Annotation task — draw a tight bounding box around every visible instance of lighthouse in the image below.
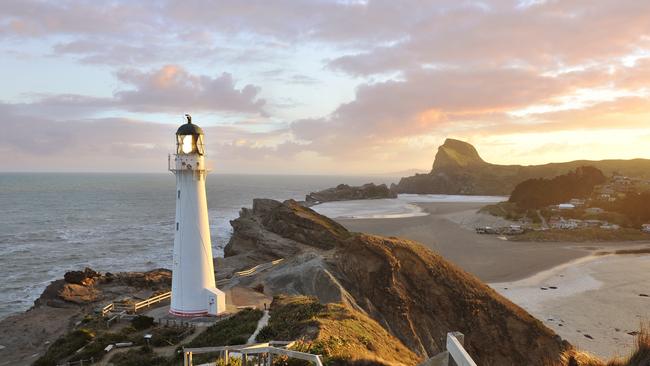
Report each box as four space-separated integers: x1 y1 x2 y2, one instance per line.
169 114 225 317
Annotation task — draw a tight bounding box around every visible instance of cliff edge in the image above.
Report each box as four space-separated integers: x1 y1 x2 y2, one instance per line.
225 198 569 365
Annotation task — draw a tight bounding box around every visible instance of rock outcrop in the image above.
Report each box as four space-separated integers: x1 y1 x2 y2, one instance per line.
0 268 172 366
225 198 569 365
306 183 397 203
393 138 650 195
34 268 171 308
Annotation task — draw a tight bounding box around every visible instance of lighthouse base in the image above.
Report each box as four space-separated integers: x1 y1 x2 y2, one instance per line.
205 287 226 315
169 287 226 317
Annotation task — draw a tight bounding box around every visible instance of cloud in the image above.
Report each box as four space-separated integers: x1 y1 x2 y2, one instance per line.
328 1 650 76
2 0 650 173
7 65 267 118
114 65 266 114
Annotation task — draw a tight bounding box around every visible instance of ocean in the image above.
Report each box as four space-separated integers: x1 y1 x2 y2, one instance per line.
0 173 397 320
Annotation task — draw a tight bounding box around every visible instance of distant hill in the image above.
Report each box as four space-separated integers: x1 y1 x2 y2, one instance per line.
509 166 607 209
393 139 650 195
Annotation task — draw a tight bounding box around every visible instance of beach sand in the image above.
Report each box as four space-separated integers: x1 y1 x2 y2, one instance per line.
491 254 650 359
337 201 650 359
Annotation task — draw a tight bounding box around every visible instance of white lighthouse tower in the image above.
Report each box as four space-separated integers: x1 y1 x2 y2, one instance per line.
169 114 225 317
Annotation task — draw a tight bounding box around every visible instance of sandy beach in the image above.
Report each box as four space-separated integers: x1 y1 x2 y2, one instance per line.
336 200 650 359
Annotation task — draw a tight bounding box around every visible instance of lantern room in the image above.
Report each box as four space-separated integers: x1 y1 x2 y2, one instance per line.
176 114 205 155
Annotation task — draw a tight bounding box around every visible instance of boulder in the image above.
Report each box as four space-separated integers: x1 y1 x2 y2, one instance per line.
63 267 100 286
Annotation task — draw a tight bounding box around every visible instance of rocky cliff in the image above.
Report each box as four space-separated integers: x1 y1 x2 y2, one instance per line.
305 183 397 203
225 198 569 365
393 138 650 195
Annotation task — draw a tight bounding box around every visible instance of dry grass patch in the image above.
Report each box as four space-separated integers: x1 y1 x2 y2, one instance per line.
553 325 650 366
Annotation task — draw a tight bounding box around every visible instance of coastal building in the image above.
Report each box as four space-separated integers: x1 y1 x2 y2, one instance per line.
550 218 579 230
558 203 575 210
585 207 604 215
600 223 620 230
569 198 586 207
168 115 226 317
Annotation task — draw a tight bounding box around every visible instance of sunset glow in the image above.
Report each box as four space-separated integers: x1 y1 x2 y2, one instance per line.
1 1 649 174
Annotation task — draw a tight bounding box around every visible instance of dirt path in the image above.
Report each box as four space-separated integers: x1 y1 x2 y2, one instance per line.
247 310 269 344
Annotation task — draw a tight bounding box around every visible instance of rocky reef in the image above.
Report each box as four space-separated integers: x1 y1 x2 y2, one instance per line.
305 183 396 204
393 138 650 195
225 198 569 365
0 268 171 365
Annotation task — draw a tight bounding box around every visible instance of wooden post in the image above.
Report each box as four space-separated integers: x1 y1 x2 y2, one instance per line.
242 353 247 366
183 352 188 366
188 352 192 366
224 349 229 363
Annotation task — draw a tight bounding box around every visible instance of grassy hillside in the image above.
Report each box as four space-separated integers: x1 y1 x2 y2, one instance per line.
257 295 421 366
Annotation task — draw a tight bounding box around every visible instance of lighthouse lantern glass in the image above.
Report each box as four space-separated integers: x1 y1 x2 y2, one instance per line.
181 135 194 154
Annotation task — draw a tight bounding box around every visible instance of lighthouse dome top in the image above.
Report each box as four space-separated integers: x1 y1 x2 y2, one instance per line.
176 114 204 136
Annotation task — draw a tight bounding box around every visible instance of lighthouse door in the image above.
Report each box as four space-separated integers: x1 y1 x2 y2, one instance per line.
207 295 217 315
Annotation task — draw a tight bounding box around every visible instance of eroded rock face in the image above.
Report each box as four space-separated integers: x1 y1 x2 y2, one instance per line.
306 183 397 203
225 199 350 258
63 267 100 286
58 283 100 304
330 234 568 365
224 199 569 365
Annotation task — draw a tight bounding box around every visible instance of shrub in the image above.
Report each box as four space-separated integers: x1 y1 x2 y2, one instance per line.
109 346 168 366
150 326 190 347
131 315 155 330
70 332 125 362
33 329 94 366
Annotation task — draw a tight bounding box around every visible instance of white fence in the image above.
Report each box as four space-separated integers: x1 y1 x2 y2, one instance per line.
419 332 477 366
182 341 323 366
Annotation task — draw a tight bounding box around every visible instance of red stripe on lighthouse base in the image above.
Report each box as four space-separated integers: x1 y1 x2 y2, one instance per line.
169 308 208 317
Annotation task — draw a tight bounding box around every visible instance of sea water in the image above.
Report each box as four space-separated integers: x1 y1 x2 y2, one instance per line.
312 194 506 219
0 173 396 319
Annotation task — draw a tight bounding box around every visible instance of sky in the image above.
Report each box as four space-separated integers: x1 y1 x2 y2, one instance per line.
1 0 650 174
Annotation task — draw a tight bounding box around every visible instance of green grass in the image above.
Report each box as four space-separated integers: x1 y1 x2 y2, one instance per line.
257 296 420 366
257 296 323 342
187 308 263 348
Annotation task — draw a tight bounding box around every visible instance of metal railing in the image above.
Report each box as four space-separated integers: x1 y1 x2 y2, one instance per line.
418 332 477 366
101 291 171 316
182 341 322 366
56 358 94 366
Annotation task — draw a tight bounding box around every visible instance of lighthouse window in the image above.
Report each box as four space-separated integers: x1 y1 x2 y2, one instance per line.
177 190 180 199
176 222 179 231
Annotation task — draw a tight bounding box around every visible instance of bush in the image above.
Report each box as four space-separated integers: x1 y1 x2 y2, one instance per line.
150 326 190 347
131 315 155 330
33 329 94 366
70 332 125 362
109 346 168 366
